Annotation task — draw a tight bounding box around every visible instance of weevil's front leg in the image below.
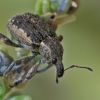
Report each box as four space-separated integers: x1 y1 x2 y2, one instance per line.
3 55 37 77
23 59 42 83
0 33 22 47
57 35 63 42
46 13 58 31
10 65 52 88
37 64 53 74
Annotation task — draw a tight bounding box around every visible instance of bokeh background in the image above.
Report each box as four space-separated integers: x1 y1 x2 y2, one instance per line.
0 0 100 100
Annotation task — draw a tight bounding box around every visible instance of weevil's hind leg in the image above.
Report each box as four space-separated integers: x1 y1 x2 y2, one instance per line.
9 60 34 88
10 80 22 88
10 63 53 86
23 59 42 83
3 55 37 77
0 33 22 47
64 65 93 72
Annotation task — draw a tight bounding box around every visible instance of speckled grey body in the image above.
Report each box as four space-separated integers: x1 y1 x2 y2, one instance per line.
0 13 92 87
0 13 64 86
7 13 64 78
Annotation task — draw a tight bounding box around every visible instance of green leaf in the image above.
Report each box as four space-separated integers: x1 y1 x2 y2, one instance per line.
9 95 32 100
35 0 43 15
0 78 7 96
42 0 52 13
51 0 71 13
0 44 8 53
51 1 59 11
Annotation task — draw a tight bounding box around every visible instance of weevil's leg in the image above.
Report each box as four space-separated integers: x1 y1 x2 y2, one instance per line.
23 59 42 83
37 64 53 74
64 65 93 72
10 80 22 88
0 33 22 47
3 55 37 77
46 13 58 31
9 60 33 88
57 35 63 42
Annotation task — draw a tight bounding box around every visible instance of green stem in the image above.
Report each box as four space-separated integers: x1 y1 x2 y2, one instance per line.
2 89 14 100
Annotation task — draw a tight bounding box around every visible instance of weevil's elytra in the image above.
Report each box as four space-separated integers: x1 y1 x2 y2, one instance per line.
0 13 93 87
7 13 56 46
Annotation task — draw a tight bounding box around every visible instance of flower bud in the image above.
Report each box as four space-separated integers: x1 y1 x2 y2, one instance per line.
50 0 71 13
67 0 80 14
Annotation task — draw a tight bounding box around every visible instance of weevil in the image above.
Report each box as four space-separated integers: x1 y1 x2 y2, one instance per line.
0 13 93 87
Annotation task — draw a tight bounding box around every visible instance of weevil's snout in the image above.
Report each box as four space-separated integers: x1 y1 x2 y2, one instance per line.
51 58 64 78
55 61 64 78
57 67 64 78
54 61 64 84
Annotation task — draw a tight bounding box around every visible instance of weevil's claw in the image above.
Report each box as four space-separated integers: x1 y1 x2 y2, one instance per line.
9 80 22 88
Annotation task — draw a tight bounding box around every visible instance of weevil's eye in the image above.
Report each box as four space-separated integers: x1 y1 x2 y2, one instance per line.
52 58 57 64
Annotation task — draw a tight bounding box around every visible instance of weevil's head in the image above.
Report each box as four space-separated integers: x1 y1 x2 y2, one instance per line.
39 37 64 83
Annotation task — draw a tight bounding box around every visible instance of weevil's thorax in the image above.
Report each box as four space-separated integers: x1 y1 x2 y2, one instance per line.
39 37 63 63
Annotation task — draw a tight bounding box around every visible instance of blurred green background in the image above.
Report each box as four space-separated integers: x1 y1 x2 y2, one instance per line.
0 0 100 100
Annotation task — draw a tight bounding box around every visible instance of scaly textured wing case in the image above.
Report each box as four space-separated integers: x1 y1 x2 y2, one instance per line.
7 13 56 46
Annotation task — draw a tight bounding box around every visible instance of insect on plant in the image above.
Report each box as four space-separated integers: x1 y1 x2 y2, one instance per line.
0 13 93 87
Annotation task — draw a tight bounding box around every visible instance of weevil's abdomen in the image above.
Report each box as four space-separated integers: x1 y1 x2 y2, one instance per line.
7 13 56 46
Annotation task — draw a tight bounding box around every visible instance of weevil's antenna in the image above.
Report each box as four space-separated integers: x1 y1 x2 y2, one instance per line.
64 65 93 72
